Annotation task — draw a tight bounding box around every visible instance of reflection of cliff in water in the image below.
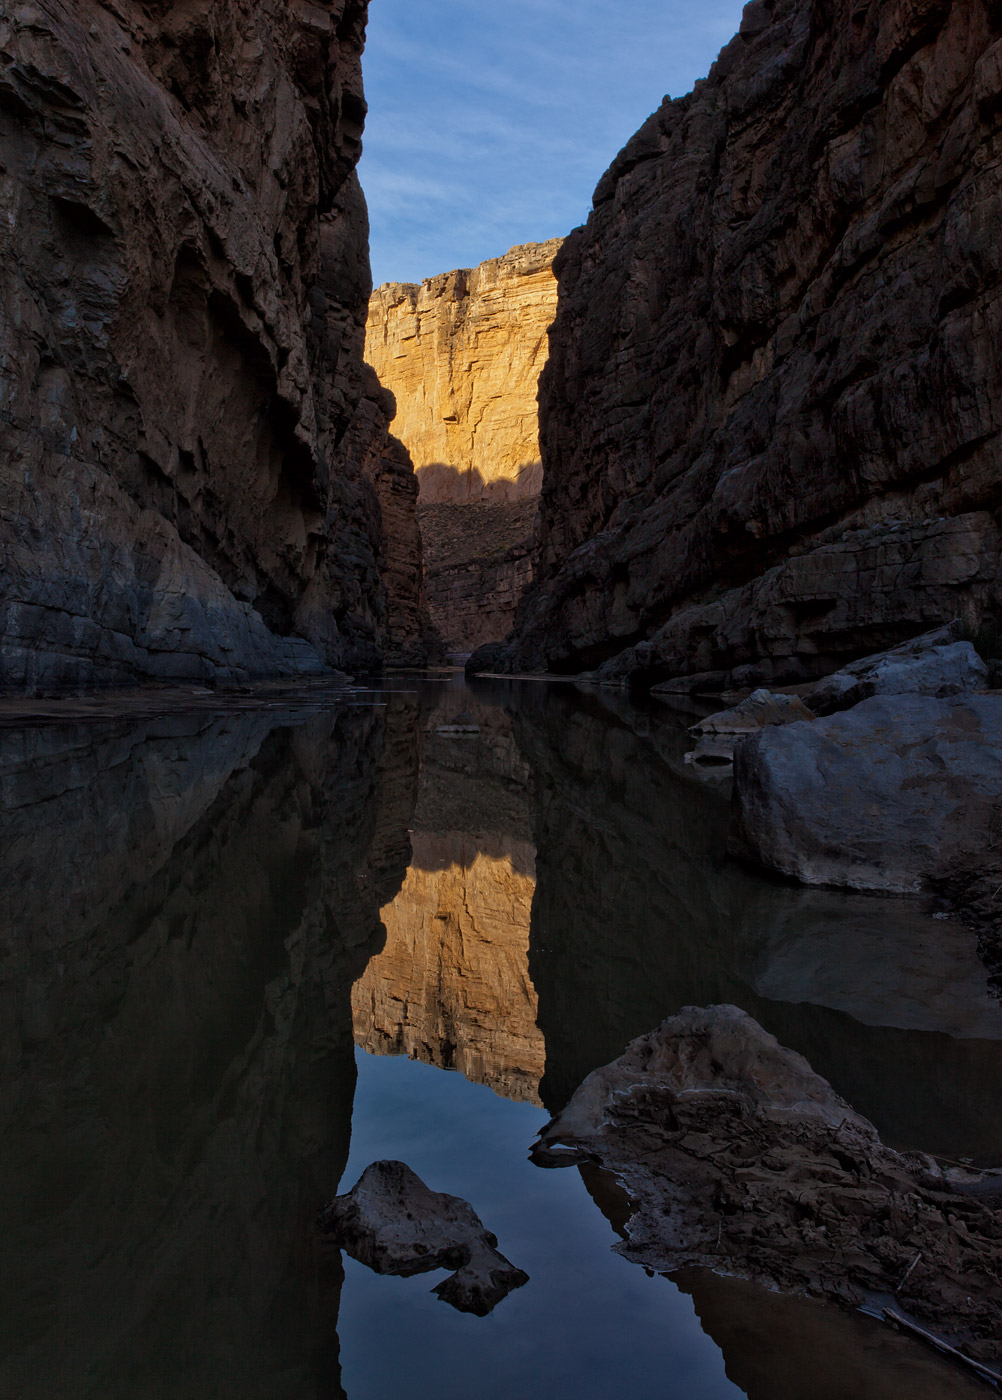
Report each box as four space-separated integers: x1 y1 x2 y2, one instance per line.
353 693 544 1104
0 697 420 1400
513 688 1002 1163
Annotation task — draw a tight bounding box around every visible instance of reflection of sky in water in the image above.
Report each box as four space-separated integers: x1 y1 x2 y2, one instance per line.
338 1049 740 1400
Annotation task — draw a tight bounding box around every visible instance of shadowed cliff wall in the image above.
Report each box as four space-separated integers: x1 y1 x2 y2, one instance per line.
508 0 1002 688
0 0 426 694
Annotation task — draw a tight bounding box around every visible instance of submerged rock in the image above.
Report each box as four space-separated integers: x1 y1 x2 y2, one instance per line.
683 689 816 765
801 626 988 716
731 693 1002 895
532 1006 1002 1366
690 690 817 735
319 1160 528 1316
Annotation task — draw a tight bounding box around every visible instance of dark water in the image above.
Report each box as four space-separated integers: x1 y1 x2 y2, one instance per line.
1 676 998 1399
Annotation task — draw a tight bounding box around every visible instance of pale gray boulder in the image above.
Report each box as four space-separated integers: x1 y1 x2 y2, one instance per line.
802 624 987 715
685 689 816 765
732 694 1002 893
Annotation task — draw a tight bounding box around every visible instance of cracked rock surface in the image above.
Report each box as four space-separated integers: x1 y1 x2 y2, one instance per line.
533 1005 1002 1365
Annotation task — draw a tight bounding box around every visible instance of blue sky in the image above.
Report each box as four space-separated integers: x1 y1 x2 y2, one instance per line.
359 0 749 287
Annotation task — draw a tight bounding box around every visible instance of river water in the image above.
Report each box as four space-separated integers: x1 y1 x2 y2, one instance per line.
1 676 999 1399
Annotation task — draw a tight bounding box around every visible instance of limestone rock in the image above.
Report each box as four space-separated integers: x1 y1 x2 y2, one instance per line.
801 625 988 714
0 0 426 694
533 1006 1002 1365
319 1160 529 1315
365 241 562 504
505 0 1002 687
732 693 1002 893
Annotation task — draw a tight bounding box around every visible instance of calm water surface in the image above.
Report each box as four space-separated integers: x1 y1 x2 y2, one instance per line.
1 676 998 1399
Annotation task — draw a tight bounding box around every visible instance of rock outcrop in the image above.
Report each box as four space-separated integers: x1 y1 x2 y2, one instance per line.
505 0 1002 688
0 0 427 694
799 622 988 714
533 1006 1002 1368
419 499 536 655
513 686 1002 1162
320 1159 529 1315
365 241 560 655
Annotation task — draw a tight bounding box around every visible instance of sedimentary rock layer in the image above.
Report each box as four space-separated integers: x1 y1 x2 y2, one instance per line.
418 500 536 654
508 0 1002 686
365 240 561 503
0 0 425 694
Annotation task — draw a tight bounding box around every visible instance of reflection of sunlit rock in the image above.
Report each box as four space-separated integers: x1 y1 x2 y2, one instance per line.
353 830 543 1104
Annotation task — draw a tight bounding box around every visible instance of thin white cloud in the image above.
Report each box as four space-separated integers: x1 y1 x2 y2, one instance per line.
361 0 748 285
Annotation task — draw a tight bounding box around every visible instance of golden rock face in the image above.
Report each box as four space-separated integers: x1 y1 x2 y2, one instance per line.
352 830 543 1104
365 240 563 504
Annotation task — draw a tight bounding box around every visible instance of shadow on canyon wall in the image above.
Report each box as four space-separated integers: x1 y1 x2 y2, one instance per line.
416 462 542 504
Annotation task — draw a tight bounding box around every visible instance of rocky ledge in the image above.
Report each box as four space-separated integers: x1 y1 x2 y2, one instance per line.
533 1005 1002 1372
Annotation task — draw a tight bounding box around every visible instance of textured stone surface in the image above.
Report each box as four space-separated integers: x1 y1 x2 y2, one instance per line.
533 1005 1002 1365
320 1160 528 1315
732 693 1002 893
365 240 561 503
418 500 536 655
801 623 988 713
514 687 1002 1159
0 0 427 694
506 0 1002 686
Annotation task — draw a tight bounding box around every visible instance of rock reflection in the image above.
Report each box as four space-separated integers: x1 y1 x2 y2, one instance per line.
0 697 421 1400
515 687 1002 1163
353 694 544 1104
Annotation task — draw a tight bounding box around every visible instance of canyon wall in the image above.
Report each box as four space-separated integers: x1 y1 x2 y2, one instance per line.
366 241 560 654
0 0 427 695
505 0 1002 688
365 239 561 504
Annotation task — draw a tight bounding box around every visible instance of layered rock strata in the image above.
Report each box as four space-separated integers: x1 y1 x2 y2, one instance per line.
366 242 560 653
418 500 536 654
0 0 427 694
365 240 561 503
504 0 1002 687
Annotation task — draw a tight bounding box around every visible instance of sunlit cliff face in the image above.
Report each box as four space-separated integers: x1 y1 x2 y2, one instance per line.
352 830 543 1104
364 240 561 504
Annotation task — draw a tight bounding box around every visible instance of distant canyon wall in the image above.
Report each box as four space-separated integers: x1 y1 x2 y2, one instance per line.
365 239 561 504
506 0 1002 687
365 240 559 652
0 0 428 694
